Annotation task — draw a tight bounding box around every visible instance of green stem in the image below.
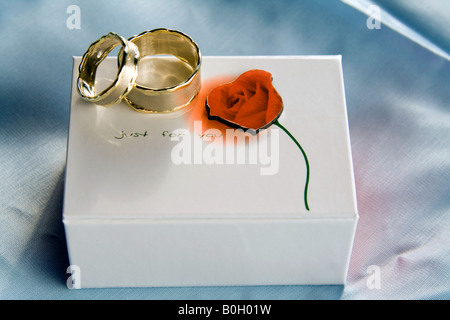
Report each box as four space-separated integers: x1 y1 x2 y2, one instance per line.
274 120 310 211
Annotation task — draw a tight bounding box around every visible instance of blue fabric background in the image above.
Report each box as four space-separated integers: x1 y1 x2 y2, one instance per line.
0 0 448 300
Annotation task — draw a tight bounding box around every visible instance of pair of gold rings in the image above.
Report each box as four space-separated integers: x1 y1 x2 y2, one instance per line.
77 28 202 113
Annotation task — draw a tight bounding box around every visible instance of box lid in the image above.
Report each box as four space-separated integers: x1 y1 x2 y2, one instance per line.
63 56 358 220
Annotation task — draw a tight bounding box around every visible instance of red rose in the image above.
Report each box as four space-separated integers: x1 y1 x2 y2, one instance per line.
205 69 283 133
204 69 310 211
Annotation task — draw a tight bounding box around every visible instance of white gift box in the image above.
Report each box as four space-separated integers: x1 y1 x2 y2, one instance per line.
63 56 358 288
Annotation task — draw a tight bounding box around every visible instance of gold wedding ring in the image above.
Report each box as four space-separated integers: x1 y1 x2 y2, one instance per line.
77 32 139 106
77 29 201 113
124 28 202 113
